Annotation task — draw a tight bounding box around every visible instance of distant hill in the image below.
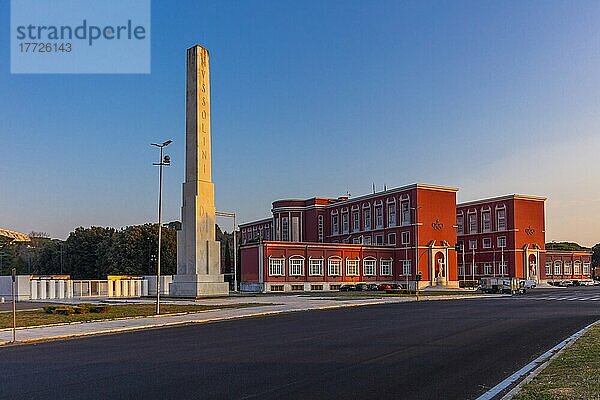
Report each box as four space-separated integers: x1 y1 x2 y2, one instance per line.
546 242 591 251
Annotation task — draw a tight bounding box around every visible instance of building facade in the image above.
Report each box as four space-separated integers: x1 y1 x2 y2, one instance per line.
544 250 593 283
241 183 460 292
455 195 546 282
240 183 591 293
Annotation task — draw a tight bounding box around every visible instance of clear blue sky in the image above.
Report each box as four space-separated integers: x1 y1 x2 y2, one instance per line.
1 1 599 246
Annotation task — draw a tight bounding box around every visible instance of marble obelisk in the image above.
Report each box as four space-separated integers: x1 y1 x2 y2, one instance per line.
170 45 229 297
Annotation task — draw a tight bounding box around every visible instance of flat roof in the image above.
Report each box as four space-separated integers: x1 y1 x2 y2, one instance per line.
457 194 547 207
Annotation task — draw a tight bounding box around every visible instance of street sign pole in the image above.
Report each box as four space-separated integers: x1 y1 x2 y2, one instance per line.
11 268 16 342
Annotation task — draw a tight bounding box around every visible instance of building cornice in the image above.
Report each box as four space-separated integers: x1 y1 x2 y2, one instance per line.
457 194 547 208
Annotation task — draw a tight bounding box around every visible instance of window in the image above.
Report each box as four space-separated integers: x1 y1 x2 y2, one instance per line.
364 208 371 230
484 263 493 275
375 235 384 246
268 258 285 276
584 262 590 275
289 258 304 276
483 238 491 249
363 235 372 245
309 259 323 276
472 263 478 275
275 216 280 240
352 210 360 232
497 236 506 248
402 260 411 276
375 205 384 228
499 262 507 275
318 215 324 242
342 211 349 234
458 264 465 276
331 213 339 235
310 285 323 291
282 217 289 241
468 212 477 234
352 237 361 244
291 284 304 291
401 201 410 225
291 216 300 242
496 207 506 231
482 211 491 233
264 227 271 240
574 261 581 275
346 259 360 276
564 262 572 275
469 240 477 250
388 202 397 227
380 259 392 276
401 231 410 245
457 214 464 234
545 262 551 276
388 233 396 245
554 261 562 275
270 285 284 292
328 258 341 276
363 259 376 276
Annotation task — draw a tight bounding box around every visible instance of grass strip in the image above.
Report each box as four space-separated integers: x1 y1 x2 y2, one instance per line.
513 322 600 400
0 303 268 330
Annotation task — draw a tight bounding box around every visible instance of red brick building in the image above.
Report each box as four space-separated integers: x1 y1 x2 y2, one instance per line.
240 183 591 293
455 194 546 282
241 184 459 292
544 250 593 283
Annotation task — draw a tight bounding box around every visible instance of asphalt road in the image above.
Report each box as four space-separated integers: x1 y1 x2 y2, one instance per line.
1 287 599 400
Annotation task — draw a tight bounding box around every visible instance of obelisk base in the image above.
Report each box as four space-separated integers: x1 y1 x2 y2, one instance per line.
171 238 230 298
170 274 229 298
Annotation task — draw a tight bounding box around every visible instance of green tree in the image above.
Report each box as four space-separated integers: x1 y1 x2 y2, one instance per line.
592 243 600 268
65 226 116 279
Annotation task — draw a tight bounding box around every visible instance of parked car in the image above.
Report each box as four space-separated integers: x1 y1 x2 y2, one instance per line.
355 283 369 291
579 280 595 286
558 280 574 287
366 283 379 291
377 283 399 291
520 279 536 289
339 284 356 292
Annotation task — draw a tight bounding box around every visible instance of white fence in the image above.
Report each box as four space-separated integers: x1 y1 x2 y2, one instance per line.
0 275 173 301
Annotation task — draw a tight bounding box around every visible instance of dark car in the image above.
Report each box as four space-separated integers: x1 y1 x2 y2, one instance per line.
366 283 379 291
355 283 369 291
339 284 356 292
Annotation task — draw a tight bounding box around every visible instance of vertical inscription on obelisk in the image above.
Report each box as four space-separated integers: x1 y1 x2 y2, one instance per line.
197 48 210 182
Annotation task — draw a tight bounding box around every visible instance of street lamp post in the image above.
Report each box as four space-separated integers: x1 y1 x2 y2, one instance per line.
410 206 421 293
151 140 172 315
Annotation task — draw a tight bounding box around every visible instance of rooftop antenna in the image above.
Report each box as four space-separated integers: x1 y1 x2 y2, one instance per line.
372 183 375 194
384 184 387 191
346 190 351 198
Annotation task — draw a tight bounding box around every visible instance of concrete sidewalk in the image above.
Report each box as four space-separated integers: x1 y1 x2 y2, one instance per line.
0 293 496 345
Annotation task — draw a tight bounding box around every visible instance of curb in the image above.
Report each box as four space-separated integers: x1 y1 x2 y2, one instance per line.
0 294 506 346
476 319 600 400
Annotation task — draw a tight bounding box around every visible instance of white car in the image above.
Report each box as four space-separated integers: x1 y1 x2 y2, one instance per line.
579 280 595 286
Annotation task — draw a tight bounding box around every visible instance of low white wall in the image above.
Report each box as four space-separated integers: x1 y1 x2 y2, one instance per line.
0 275 32 301
144 275 173 296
